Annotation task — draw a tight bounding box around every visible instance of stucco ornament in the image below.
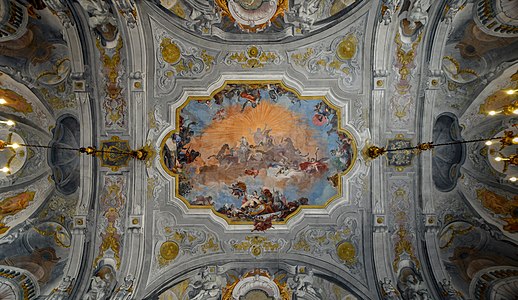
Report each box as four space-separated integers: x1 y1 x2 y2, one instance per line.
231 274 280 299
94 176 127 269
83 265 117 300
287 0 322 32
159 241 179 261
187 266 224 300
112 275 134 300
396 266 430 300
381 0 401 24
216 0 288 32
223 46 282 68
287 269 322 298
155 226 218 267
405 0 431 30
47 276 74 300
380 278 401 300
444 0 466 23
42 0 74 27
152 212 222 274
153 22 217 96
223 269 289 300
113 0 137 27
289 26 363 87
228 236 287 257
229 0 277 27
290 217 362 273
77 0 118 41
439 279 463 300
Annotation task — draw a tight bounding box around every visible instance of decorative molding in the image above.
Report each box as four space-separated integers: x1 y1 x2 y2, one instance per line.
94 175 127 269
99 136 132 171
388 32 423 128
223 46 282 69
388 180 420 272
96 37 127 130
152 211 222 274
290 217 362 273
228 236 287 258
152 21 217 96
288 28 363 87
386 134 414 171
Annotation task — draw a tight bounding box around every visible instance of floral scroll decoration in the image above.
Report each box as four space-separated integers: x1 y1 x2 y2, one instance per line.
223 46 282 69
156 228 221 268
153 23 217 96
290 217 362 273
0 191 35 235
389 181 420 272
98 136 132 171
153 212 222 272
386 134 414 171
94 175 127 269
228 236 287 258
476 187 518 234
456 174 518 238
222 269 291 300
289 28 363 87
388 32 423 127
96 37 127 129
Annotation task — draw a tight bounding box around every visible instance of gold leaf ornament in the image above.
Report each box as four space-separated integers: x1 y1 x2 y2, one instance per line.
160 38 181 65
160 241 180 261
336 35 357 61
336 241 356 264
247 46 259 58
251 245 262 256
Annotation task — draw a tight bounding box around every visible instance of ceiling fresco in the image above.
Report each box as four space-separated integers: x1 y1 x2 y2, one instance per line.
1 0 518 299
437 1 518 115
155 0 364 41
156 266 358 300
161 81 355 224
0 0 83 298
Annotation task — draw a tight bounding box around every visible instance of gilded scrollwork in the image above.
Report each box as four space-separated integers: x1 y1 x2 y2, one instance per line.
388 181 420 272
223 46 282 69
222 269 290 300
290 217 362 272
153 22 217 96
388 32 423 127
386 134 414 171
96 37 127 129
288 27 363 87
153 212 222 271
228 236 286 257
94 175 127 269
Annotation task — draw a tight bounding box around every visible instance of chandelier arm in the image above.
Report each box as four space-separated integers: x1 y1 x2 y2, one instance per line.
384 136 503 152
94 149 140 156
19 143 80 151
20 144 137 156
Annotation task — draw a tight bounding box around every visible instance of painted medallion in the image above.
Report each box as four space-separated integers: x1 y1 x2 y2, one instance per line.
161 81 355 223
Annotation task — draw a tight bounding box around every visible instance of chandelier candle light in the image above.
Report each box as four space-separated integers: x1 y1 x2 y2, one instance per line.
0 119 149 174
366 126 518 181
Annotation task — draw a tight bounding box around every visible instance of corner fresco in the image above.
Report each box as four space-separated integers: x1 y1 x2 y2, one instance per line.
158 0 361 35
161 81 355 224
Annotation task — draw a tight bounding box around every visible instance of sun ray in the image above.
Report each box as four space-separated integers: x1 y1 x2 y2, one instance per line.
187 102 321 159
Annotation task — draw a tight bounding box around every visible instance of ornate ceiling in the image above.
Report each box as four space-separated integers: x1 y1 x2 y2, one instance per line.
0 0 517 299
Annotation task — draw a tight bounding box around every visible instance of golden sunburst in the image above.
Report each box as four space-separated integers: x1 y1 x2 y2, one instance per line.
186 101 320 159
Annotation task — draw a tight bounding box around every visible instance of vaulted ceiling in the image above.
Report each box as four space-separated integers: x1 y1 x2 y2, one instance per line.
0 0 517 299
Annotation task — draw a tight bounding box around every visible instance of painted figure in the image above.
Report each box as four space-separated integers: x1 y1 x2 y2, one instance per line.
162 83 355 223
187 267 222 300
0 191 35 215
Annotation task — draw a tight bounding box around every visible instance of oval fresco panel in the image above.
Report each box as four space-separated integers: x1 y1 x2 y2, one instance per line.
161 81 356 224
